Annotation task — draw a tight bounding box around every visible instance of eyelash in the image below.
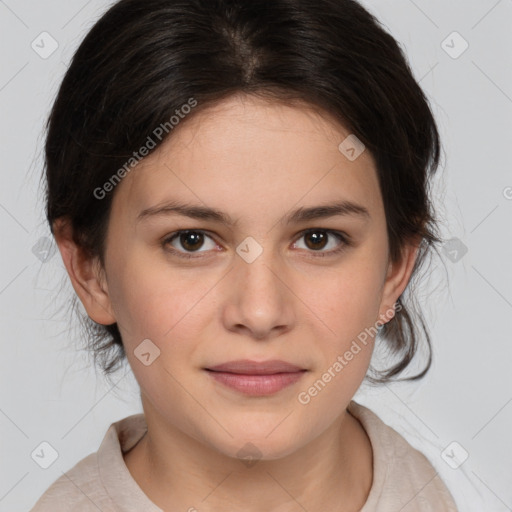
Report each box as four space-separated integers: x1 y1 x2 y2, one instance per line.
161 228 352 260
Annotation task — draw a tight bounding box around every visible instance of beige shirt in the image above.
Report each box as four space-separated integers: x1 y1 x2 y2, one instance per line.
29 400 458 511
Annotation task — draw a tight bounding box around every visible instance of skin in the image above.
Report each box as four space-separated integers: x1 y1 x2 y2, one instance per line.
54 93 419 512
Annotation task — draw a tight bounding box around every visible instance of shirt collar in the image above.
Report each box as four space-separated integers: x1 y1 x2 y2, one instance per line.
97 413 163 511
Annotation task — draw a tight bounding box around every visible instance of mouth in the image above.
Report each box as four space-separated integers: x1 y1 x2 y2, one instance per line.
205 359 305 375
204 359 307 396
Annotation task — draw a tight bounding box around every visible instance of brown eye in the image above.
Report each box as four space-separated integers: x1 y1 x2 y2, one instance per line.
303 231 329 250
163 230 217 257
293 229 350 256
178 231 204 251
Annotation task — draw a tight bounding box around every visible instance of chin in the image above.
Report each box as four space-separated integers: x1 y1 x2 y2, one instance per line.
207 427 307 464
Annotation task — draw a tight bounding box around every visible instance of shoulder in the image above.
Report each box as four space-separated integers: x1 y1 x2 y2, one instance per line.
29 451 112 511
29 413 147 512
348 400 459 512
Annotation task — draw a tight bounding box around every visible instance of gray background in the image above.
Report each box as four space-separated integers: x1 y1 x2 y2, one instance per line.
0 0 511 510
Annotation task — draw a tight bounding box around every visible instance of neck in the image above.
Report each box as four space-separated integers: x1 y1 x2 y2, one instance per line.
124 402 373 512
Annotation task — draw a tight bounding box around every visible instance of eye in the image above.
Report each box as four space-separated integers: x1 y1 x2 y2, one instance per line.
163 230 218 258
292 229 351 256
162 228 352 260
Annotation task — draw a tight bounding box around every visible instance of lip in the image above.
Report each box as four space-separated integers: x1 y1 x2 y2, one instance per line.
204 359 307 396
206 359 304 374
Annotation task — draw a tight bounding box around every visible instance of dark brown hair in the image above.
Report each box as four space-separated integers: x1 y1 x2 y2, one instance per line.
43 0 444 384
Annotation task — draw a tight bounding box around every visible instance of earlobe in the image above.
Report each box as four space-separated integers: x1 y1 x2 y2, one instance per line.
52 218 116 325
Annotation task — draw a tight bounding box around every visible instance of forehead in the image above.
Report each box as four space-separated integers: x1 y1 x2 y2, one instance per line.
111 94 382 224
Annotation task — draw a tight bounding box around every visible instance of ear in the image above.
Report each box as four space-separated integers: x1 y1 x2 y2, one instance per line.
377 237 421 325
52 218 116 325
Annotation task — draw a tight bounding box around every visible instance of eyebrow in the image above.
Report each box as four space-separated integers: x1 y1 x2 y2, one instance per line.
137 199 371 225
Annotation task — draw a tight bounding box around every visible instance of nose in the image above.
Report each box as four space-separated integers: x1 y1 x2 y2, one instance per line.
221 246 296 340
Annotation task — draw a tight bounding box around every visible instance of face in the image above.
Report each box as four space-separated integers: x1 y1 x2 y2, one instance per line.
59 93 416 461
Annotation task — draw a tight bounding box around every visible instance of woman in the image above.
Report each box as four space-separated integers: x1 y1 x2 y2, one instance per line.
31 0 458 510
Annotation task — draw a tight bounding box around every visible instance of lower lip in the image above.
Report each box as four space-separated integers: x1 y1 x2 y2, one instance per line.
205 370 306 396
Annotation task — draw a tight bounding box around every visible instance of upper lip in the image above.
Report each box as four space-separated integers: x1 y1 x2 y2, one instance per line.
205 359 305 375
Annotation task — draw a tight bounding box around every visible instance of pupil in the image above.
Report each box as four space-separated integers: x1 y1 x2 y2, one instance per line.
181 231 204 251
305 231 327 250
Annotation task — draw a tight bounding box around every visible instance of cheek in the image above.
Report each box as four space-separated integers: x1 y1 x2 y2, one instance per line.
293 266 383 421
295 254 386 391
107 253 216 351
304 257 385 338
